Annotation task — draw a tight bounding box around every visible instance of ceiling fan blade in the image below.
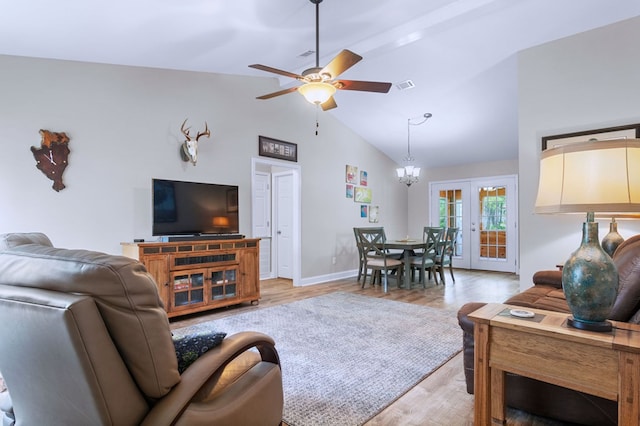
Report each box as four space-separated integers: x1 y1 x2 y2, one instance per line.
256 86 299 100
335 79 392 93
249 64 304 80
321 50 362 79
321 96 337 111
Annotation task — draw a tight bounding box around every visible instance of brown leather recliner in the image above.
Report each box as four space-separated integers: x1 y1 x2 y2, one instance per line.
0 233 283 426
458 234 640 426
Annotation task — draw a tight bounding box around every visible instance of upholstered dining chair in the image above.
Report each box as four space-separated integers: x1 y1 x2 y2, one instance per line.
435 227 459 284
0 232 283 426
410 227 444 287
355 227 403 292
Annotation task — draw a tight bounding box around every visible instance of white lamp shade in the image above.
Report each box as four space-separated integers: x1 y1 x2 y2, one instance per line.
298 82 336 105
535 139 640 214
396 168 405 178
413 167 421 177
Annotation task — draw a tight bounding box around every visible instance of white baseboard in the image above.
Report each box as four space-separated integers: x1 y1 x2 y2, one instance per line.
259 269 359 286
296 269 359 287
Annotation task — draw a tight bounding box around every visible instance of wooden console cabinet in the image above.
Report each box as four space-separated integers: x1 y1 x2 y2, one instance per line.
122 239 260 318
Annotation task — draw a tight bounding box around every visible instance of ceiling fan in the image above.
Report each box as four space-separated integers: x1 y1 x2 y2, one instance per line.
249 0 392 111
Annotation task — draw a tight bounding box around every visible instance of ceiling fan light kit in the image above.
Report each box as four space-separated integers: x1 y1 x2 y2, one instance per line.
249 0 391 111
298 81 336 105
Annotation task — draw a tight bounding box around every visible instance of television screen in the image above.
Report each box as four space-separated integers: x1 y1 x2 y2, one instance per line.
152 178 239 236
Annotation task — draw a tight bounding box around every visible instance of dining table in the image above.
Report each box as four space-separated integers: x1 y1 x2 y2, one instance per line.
382 238 427 289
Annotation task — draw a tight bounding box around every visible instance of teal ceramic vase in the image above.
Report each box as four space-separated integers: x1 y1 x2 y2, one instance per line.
601 220 624 257
562 221 619 331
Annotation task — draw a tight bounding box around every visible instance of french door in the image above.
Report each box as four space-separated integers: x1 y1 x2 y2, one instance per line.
429 175 517 273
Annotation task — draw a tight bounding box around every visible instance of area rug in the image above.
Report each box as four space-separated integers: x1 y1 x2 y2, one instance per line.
172 292 462 426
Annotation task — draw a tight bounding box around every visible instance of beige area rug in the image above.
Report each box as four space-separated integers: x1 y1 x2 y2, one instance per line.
173 292 462 426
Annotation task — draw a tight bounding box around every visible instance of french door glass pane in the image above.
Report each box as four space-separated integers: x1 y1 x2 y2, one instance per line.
438 189 463 256
479 186 507 259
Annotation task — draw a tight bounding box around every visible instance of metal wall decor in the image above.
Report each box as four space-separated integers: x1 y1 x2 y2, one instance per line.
31 129 70 192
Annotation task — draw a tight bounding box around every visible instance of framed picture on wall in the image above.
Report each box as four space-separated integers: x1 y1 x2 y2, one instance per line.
541 123 640 151
346 165 358 184
346 184 354 198
354 187 372 203
360 170 368 186
369 206 379 223
258 135 298 162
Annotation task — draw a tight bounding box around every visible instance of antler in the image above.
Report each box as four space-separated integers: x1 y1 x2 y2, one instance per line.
180 119 192 140
196 122 210 141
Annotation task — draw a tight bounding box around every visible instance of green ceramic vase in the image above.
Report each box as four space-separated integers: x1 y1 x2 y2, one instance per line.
601 220 624 258
562 221 619 324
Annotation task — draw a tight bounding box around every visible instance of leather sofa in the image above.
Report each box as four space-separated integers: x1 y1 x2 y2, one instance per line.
458 234 640 426
0 233 283 426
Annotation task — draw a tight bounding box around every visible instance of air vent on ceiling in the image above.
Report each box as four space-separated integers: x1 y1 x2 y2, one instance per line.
299 50 315 58
396 80 415 91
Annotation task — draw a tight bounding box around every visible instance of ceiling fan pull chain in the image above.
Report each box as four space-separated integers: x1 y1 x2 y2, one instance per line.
315 106 320 135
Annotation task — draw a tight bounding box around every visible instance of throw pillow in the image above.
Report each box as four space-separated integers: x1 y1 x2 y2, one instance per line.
173 330 227 374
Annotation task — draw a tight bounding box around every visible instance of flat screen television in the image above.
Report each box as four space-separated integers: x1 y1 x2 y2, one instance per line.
152 178 239 237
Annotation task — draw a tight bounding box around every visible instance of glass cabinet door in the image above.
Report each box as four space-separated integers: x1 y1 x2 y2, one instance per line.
172 270 205 308
209 268 238 300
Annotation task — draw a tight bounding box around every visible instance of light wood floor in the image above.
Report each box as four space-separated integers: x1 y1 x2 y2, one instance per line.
171 269 570 426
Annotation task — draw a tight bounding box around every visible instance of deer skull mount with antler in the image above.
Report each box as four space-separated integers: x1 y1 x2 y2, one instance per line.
180 119 210 165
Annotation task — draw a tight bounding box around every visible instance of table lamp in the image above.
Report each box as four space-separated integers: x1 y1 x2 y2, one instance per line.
534 138 640 331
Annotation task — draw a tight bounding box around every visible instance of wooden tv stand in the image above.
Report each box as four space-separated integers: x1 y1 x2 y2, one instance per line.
122 238 260 318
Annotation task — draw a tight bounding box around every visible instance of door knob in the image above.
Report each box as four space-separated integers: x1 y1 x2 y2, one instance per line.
277 230 282 235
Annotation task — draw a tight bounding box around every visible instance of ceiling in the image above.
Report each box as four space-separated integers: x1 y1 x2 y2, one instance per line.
2 0 640 169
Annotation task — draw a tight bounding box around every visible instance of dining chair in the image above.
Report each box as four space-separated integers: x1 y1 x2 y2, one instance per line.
353 227 371 284
435 227 459 284
355 227 403 292
410 227 444 287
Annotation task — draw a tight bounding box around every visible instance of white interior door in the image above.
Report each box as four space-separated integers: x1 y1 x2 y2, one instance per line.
251 157 301 285
253 172 272 279
274 172 293 279
430 175 518 273
253 172 271 238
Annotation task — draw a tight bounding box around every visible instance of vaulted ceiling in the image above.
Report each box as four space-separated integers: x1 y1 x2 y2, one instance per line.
2 0 639 168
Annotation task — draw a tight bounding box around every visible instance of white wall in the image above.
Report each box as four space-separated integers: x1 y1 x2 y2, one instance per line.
0 54 404 280
518 16 640 291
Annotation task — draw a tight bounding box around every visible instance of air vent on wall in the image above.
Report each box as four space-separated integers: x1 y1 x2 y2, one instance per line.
298 50 315 58
396 79 415 91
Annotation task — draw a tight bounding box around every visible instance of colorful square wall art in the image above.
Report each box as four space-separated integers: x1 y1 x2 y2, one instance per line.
360 170 368 186
354 187 372 203
346 184 354 198
369 205 379 223
346 165 358 184
361 205 368 218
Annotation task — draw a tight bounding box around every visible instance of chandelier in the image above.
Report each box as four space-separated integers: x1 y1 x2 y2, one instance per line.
396 113 432 186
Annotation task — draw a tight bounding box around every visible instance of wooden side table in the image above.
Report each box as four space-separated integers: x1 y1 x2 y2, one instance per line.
469 303 640 425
